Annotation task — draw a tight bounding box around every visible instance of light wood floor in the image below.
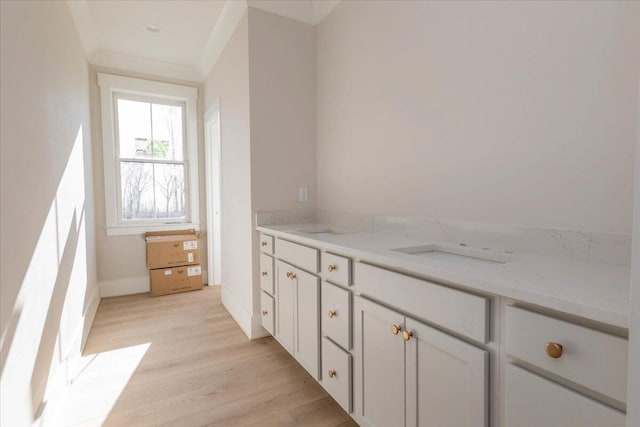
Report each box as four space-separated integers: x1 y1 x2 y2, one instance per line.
59 286 356 427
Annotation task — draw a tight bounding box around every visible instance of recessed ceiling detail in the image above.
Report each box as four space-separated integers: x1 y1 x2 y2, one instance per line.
66 0 341 82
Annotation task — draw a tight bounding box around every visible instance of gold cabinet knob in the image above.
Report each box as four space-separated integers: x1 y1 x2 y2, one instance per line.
391 324 402 335
262 310 268 316
402 330 413 341
328 369 336 378
328 310 337 318
261 241 267 247
286 272 291 278
289 272 297 280
328 264 337 272
545 342 563 358
261 271 268 277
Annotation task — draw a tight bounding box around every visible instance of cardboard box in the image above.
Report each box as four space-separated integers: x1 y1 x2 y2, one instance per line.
145 230 200 269
150 264 203 296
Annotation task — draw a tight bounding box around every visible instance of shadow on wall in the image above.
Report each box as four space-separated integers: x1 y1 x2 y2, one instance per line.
0 126 97 425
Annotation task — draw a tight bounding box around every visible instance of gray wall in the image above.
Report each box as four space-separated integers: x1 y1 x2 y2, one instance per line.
316 1 640 233
0 2 99 425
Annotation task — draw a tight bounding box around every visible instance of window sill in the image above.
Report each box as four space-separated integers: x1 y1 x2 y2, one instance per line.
105 222 201 237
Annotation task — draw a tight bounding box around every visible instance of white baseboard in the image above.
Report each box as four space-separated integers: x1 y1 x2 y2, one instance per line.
99 275 149 297
99 269 209 297
40 283 100 427
221 286 253 339
220 286 269 340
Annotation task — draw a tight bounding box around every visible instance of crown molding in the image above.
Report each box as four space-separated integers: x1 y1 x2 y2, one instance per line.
196 0 248 81
91 51 201 83
66 0 99 58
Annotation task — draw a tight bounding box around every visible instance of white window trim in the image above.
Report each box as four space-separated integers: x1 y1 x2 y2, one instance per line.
98 73 200 236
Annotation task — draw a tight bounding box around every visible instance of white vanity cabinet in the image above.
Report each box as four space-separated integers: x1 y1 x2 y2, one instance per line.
354 296 488 427
256 226 629 427
275 259 320 380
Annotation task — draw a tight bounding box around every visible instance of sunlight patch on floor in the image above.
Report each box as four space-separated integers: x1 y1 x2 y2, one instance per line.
59 343 150 426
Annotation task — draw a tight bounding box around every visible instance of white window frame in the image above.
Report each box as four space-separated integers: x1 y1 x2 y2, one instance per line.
98 73 200 236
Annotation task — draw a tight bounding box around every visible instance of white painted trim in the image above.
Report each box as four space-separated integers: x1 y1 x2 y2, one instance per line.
221 286 254 339
97 73 200 237
99 275 149 298
627 72 640 427
65 0 98 58
247 0 341 26
196 0 248 80
105 222 200 237
92 50 201 83
251 315 270 339
99 271 208 296
204 101 223 287
40 285 100 427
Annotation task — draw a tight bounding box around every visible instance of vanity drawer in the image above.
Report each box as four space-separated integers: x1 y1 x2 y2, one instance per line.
322 337 352 413
260 254 274 295
322 252 351 286
505 305 628 403
321 281 351 349
276 239 319 272
355 263 489 343
259 233 274 254
260 291 275 336
505 364 625 427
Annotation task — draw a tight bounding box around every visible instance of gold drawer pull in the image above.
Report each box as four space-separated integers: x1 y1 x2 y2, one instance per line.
328 370 337 378
402 330 413 341
261 271 268 277
328 264 337 272
289 273 297 280
545 342 563 358
261 241 267 247
262 310 268 316
328 310 336 318
391 324 402 335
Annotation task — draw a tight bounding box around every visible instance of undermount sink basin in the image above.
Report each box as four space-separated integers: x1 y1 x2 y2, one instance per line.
391 244 513 266
296 228 346 236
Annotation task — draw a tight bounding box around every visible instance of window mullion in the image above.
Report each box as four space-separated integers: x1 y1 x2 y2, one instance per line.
150 102 157 219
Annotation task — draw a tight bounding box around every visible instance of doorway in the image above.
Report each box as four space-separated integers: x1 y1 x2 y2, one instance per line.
204 102 222 286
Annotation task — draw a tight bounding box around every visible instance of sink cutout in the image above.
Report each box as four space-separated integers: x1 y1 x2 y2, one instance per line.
391 244 512 266
296 228 345 236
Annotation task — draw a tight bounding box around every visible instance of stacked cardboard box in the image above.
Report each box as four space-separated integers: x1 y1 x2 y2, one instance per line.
145 229 203 296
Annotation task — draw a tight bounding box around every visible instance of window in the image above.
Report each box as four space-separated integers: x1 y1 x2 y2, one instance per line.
98 74 199 236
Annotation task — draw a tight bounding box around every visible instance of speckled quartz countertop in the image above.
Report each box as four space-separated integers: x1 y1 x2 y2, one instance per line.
257 223 631 329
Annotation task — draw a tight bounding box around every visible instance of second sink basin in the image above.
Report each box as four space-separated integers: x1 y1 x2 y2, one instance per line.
391 244 513 266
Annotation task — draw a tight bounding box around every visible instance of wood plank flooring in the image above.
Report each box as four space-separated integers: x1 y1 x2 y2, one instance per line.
59 286 356 427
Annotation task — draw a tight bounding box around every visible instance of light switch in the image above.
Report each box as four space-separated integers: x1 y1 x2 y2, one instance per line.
299 187 308 202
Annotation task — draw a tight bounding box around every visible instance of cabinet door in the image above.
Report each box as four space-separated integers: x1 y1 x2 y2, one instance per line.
295 269 320 379
354 297 406 427
405 317 488 427
275 260 295 354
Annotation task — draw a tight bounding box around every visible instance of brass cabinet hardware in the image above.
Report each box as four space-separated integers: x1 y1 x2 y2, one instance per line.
545 342 563 358
261 271 268 277
262 310 268 316
328 310 337 318
391 324 402 335
286 272 291 278
402 330 413 341
328 370 337 378
289 273 297 280
328 264 337 272
261 241 267 247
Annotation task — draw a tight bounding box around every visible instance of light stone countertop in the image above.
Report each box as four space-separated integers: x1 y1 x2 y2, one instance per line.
257 223 631 329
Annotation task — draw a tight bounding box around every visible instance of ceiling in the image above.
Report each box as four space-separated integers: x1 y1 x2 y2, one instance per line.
67 0 340 82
